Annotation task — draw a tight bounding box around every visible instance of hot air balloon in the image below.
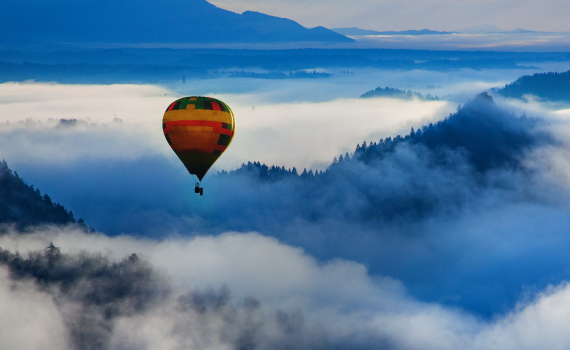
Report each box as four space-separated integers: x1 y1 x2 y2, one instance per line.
162 96 235 196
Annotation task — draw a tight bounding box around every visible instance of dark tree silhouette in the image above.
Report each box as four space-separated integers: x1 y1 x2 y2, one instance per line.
222 92 549 181
0 159 80 229
352 92 548 171
493 69 570 102
361 86 440 100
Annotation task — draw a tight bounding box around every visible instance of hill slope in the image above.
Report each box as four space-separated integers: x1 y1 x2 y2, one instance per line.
227 92 547 183
493 70 570 102
0 160 78 229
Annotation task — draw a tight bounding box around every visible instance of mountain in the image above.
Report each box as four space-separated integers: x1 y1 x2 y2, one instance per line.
0 0 352 44
457 24 535 34
332 27 454 36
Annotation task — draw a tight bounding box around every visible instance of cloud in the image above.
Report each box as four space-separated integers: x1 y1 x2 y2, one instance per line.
4 229 570 350
0 268 70 350
222 97 450 171
351 32 570 52
0 229 410 349
0 82 173 163
0 228 404 309
3 81 570 319
0 81 454 170
477 283 570 349
143 94 570 317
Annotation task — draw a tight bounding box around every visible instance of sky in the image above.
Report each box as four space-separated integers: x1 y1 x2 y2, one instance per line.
209 0 570 32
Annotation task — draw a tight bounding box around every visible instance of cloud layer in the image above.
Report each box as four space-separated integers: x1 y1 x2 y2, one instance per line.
3 80 570 320
4 229 570 350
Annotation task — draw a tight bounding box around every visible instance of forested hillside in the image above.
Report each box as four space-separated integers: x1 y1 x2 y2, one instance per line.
223 92 546 182
360 86 439 100
0 160 80 229
493 69 570 102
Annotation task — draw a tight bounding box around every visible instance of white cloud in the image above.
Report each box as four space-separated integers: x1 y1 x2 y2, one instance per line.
0 268 70 350
4 228 570 349
0 228 404 309
218 96 450 170
0 81 454 171
351 32 570 52
0 82 174 163
472 283 570 349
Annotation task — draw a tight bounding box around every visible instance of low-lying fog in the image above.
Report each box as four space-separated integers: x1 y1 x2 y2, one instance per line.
4 66 570 349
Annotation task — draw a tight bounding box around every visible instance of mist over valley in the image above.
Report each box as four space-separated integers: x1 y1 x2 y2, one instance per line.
3 0 570 347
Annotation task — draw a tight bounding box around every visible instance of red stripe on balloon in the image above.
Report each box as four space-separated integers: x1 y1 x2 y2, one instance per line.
211 102 221 111
163 120 234 136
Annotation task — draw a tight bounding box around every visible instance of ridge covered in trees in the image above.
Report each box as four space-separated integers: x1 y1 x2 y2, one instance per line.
492 69 570 102
0 159 86 229
360 86 440 100
222 92 547 182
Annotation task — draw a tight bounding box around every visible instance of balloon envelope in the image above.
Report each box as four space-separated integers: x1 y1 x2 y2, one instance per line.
162 96 235 180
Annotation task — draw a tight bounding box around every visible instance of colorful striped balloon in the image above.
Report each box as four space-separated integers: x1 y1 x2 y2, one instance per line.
162 96 235 181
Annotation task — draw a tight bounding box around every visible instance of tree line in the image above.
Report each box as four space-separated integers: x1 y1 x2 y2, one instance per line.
493 69 570 102
221 92 548 182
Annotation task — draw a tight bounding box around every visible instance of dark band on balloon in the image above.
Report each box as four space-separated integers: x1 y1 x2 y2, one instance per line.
217 134 232 147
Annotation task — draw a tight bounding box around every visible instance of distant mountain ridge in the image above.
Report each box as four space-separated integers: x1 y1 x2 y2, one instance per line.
332 28 455 36
0 0 352 44
332 25 542 36
456 24 535 34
